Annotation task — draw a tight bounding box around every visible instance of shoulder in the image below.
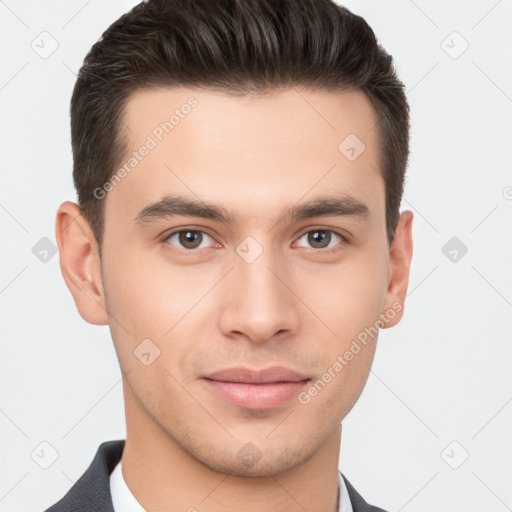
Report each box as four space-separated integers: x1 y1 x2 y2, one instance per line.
341 472 391 512
43 439 125 512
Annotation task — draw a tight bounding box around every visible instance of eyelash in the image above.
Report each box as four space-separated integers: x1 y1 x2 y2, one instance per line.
159 227 350 255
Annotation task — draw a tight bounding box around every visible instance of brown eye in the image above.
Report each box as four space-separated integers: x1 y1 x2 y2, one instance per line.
296 230 345 251
309 230 330 248
166 230 212 250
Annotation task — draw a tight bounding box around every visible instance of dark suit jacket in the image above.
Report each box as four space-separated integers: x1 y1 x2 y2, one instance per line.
44 440 388 512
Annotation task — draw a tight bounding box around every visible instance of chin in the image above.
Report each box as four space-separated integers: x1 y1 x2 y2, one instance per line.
182 435 319 478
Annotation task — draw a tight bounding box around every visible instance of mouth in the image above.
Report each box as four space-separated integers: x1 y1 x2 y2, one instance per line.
201 366 311 410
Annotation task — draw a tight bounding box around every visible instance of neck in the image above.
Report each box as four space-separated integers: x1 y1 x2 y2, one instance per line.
121 386 342 512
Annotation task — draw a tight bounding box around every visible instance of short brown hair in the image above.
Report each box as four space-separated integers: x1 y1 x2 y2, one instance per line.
71 0 410 254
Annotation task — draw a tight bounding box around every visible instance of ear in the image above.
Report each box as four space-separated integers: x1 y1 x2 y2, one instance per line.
55 201 109 325
381 210 414 328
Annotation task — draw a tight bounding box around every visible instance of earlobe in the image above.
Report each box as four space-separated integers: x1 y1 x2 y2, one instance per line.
55 201 109 326
381 210 414 329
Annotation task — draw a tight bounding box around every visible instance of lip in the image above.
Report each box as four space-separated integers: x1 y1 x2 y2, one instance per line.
201 366 311 409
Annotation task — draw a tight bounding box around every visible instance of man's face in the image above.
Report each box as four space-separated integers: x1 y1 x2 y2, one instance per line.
91 87 406 476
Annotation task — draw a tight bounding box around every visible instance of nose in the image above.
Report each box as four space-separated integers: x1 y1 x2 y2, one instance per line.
218 244 301 344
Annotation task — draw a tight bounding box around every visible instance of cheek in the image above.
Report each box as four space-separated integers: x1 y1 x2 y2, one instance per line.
101 246 219 378
297 250 388 337
102 246 199 333
100 248 167 370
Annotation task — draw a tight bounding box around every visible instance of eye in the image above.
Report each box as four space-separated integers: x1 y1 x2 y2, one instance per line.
165 229 216 251
295 229 346 252
161 227 348 254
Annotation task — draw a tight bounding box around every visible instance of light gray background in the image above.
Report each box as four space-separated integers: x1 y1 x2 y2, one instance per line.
1 0 511 510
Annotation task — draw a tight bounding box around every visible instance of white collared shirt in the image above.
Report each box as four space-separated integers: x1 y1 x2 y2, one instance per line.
110 459 353 512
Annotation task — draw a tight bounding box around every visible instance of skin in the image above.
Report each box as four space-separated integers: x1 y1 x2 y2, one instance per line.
55 86 413 512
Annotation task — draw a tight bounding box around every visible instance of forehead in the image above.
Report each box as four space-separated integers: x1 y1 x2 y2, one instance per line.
106 86 384 227
121 86 380 150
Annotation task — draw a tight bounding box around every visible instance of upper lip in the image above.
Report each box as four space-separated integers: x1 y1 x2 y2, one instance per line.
203 366 310 384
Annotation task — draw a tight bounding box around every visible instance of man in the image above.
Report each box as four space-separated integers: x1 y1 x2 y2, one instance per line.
47 0 413 510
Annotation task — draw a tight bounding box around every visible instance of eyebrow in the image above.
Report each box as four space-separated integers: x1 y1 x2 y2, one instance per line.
133 193 370 226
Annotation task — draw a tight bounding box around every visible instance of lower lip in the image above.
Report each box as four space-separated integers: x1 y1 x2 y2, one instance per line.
202 379 310 409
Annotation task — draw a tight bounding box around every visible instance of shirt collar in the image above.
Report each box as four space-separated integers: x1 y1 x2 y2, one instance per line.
110 460 353 512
